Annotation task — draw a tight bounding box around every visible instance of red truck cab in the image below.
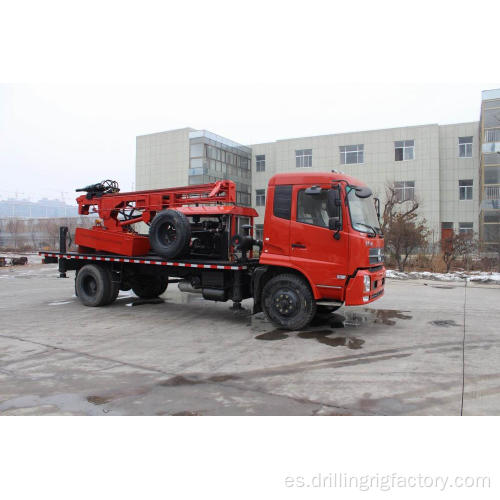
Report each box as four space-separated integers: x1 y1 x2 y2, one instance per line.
258 172 385 313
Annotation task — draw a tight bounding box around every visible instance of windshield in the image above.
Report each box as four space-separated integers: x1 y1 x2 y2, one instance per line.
347 189 381 234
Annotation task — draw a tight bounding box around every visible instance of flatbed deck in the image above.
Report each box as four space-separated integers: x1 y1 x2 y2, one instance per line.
40 251 257 270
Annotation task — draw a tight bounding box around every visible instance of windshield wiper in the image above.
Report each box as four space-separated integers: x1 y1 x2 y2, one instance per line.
355 222 377 236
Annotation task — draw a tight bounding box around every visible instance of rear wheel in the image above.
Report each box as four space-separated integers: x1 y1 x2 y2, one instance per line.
131 274 168 299
261 274 316 330
75 264 114 307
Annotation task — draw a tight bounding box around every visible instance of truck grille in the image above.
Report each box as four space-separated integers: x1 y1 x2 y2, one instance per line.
369 248 384 264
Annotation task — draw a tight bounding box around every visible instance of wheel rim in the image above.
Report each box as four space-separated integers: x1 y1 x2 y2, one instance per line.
273 288 299 317
158 222 177 244
82 275 98 297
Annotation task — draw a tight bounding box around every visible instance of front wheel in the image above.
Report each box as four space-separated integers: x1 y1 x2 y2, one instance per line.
261 274 316 330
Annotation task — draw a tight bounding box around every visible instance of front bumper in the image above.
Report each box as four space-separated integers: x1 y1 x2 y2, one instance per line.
344 267 385 306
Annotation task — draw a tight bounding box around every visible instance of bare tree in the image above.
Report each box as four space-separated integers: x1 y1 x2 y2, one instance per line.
5 218 27 250
382 183 429 272
441 232 478 273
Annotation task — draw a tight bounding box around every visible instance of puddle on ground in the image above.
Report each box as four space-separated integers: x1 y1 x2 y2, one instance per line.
431 285 455 289
252 308 412 347
87 395 112 405
297 329 333 339
429 320 461 327
255 330 289 341
159 375 202 386
319 336 365 349
158 373 240 387
297 330 365 349
343 309 412 327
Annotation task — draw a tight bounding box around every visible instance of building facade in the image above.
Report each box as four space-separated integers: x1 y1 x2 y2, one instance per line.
136 89 500 247
480 89 500 249
250 122 479 243
136 128 252 206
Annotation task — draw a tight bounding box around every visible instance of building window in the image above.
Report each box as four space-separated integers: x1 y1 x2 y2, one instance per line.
340 144 364 164
296 149 312 168
394 181 415 201
256 189 266 206
255 224 264 240
394 140 414 161
459 222 473 234
484 224 500 242
484 211 500 223
237 192 251 205
458 136 473 157
189 143 204 157
484 166 500 184
256 155 266 172
485 128 500 143
459 179 473 200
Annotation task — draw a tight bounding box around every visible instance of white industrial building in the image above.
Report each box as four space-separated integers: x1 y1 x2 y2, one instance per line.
136 89 500 247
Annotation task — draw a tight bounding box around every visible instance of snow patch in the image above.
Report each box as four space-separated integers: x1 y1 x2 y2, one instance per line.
386 269 500 284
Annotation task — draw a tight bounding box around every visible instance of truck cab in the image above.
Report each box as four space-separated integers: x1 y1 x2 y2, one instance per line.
255 172 385 329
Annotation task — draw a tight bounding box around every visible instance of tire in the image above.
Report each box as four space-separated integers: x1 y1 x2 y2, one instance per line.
107 282 120 305
149 209 191 258
261 274 316 330
75 264 113 307
131 274 168 299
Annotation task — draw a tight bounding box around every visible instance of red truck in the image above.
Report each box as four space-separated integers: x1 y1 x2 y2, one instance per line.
41 172 385 330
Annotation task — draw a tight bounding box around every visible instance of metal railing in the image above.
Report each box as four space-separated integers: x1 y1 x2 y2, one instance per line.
485 129 500 143
484 186 500 200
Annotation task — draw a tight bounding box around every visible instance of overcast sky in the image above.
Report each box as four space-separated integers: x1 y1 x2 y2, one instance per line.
1 1 498 205
1 83 497 204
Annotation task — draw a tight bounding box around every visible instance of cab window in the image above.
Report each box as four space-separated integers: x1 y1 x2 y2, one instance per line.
296 189 329 228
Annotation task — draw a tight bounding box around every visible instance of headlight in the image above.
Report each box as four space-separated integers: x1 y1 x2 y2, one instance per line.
363 275 371 292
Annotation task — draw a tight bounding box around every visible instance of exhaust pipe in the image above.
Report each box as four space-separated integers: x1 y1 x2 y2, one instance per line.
178 280 202 294
178 280 226 301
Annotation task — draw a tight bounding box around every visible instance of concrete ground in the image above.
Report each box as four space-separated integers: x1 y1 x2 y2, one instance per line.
0 263 499 416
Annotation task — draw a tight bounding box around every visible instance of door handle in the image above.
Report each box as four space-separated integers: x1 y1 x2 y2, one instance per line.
292 243 307 249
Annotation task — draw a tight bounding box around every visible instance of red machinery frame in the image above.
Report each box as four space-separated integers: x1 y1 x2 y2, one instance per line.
75 180 242 256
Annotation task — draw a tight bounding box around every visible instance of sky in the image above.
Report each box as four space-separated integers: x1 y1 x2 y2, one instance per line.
1 83 497 205
0 0 499 206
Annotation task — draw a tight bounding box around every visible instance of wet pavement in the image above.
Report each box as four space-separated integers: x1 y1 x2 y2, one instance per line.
0 263 499 415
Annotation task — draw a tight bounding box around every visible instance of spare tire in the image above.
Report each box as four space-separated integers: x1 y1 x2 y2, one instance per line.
149 209 191 258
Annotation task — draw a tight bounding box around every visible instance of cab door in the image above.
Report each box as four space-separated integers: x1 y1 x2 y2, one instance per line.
262 185 293 259
289 185 349 293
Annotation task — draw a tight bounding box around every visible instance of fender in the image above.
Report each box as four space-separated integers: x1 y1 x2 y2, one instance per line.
251 266 269 313
253 260 321 306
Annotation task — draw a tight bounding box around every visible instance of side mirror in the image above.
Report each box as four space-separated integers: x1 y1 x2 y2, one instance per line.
352 185 372 198
326 188 341 218
374 197 381 220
